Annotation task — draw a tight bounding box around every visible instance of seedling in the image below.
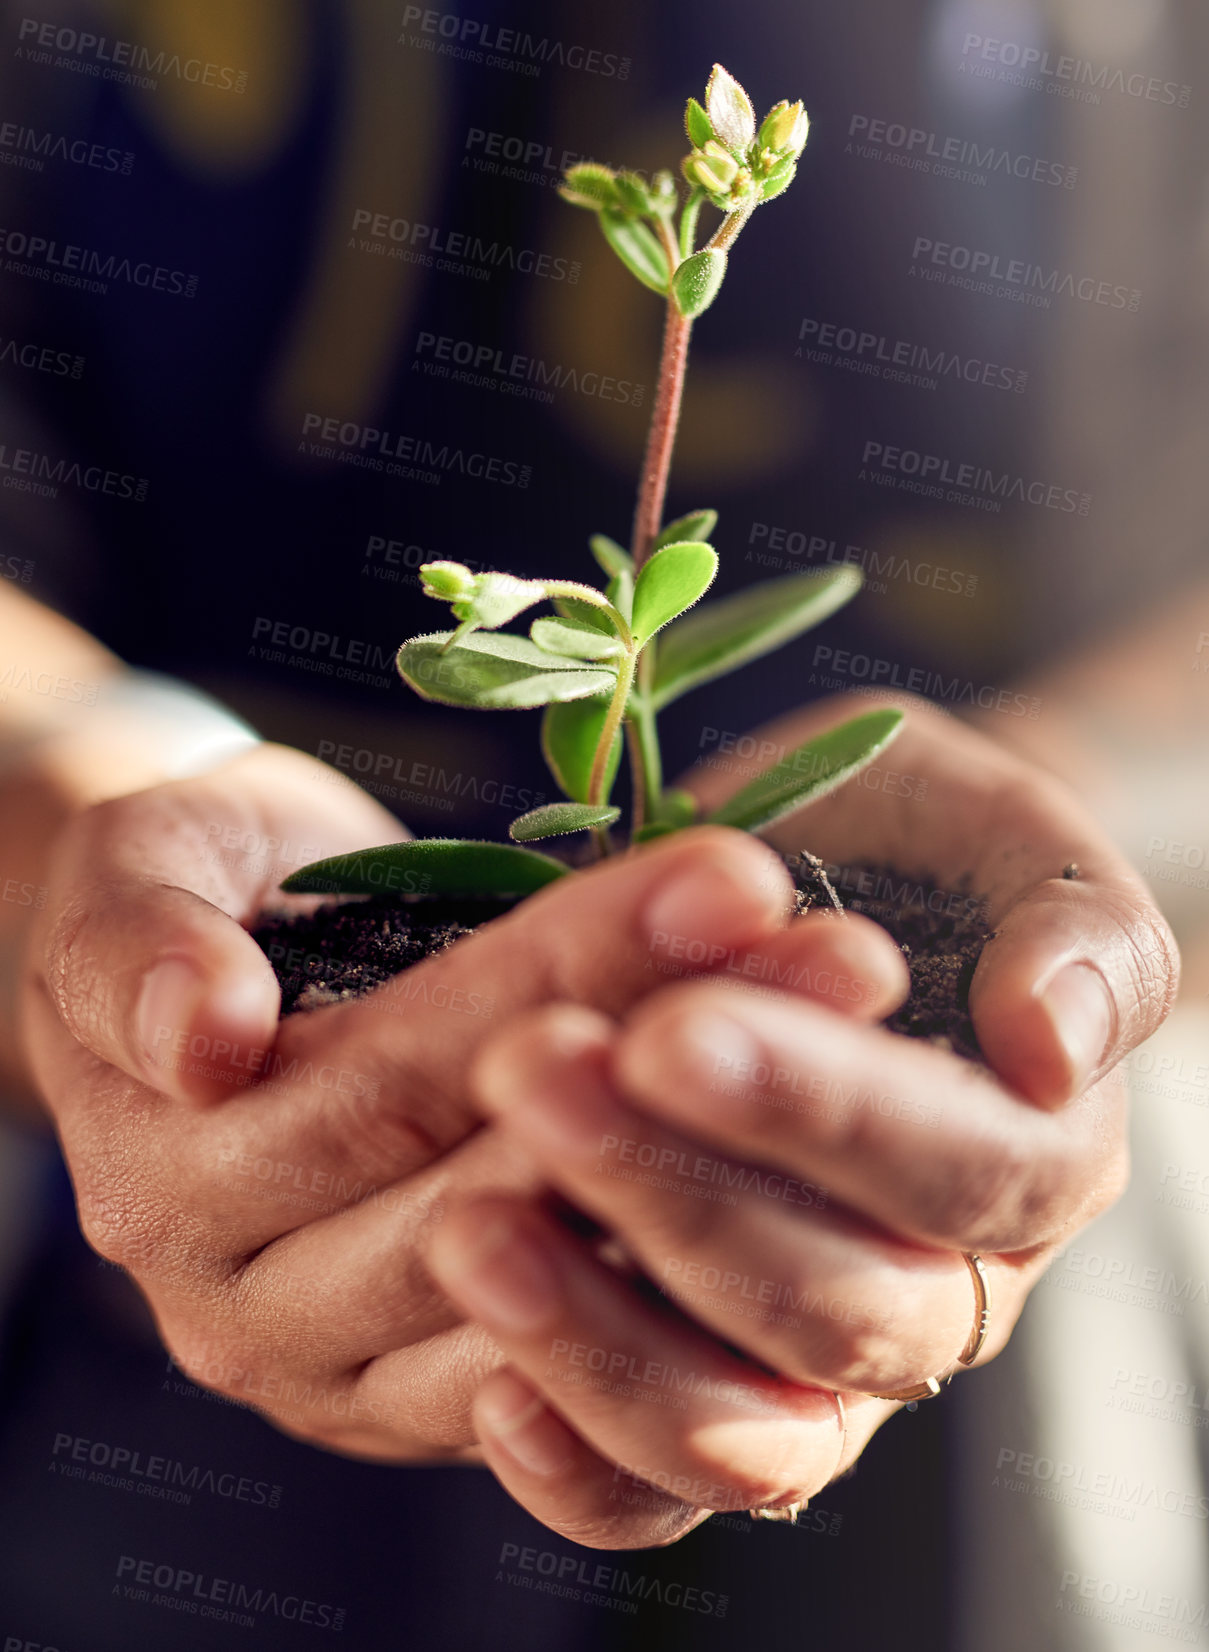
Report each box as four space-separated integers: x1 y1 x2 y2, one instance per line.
285 66 902 901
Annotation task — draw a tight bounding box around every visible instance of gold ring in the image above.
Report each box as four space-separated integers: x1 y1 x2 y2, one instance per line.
749 1390 846 1523
867 1252 991 1402
957 1252 991 1366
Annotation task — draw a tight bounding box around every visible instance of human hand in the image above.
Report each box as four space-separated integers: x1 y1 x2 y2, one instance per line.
426 694 1178 1544
21 741 904 1497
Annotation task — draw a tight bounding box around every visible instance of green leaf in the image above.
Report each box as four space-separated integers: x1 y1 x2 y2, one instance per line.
530 618 623 660
633 821 679 843
613 170 650 214
599 209 670 295
707 709 905 832
607 567 634 625
559 163 618 211
656 788 699 827
283 839 569 898
553 594 614 635
654 509 717 550
510 802 621 842
398 632 615 710
542 696 622 804
631 542 718 647
590 533 634 579
685 96 714 149
760 157 797 201
652 565 864 710
671 247 727 319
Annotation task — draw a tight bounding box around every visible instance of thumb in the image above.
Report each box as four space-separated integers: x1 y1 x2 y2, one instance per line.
968 868 1179 1109
29 745 404 1106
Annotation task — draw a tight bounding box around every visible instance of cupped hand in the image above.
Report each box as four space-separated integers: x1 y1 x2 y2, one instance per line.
427 694 1178 1544
22 740 905 1548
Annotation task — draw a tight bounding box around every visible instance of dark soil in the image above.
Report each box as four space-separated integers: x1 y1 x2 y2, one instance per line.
252 852 994 1061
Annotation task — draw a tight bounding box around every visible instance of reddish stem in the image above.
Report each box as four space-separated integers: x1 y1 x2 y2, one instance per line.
630 301 692 573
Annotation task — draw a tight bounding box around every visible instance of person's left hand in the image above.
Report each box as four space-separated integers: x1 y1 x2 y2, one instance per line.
426 695 1178 1547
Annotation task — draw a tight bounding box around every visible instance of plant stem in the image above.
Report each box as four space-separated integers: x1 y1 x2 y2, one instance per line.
629 301 693 575
588 647 637 812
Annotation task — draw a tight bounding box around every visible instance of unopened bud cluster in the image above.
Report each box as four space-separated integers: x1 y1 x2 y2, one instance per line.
683 67 809 211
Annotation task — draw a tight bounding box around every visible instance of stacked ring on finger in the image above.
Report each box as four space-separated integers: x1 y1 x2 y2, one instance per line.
868 1252 990 1402
749 1390 848 1523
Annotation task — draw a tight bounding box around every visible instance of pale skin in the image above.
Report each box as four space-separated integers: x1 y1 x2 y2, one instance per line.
0 582 1179 1549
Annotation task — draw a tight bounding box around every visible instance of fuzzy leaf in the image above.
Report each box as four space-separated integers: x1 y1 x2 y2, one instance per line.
283 839 568 898
760 157 797 201
652 565 863 710
656 788 699 826
559 163 618 211
553 595 615 635
654 509 717 550
708 709 904 832
706 64 756 153
672 247 727 319
398 632 614 710
599 209 670 295
510 802 620 842
631 542 718 647
590 534 634 579
542 696 622 803
530 618 623 660
613 170 650 214
607 567 635 625
685 96 714 148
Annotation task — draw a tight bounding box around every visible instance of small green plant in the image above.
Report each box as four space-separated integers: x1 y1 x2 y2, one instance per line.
285 66 902 900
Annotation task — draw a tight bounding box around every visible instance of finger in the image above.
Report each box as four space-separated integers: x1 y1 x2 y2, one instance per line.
33 743 404 1104
967 869 1179 1108
682 695 1179 1103
614 982 1129 1254
472 1006 1021 1393
212 828 795 1203
471 1369 713 1550
427 1194 853 1516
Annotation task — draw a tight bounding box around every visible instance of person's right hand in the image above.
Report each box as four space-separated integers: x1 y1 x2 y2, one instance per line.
21 740 904 1547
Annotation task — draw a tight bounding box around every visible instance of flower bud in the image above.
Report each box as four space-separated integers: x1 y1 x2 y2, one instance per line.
558 163 618 211
420 561 477 603
706 63 756 153
759 100 809 157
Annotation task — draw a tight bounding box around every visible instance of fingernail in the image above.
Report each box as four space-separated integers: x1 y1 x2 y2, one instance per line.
1038 964 1114 1098
437 1213 560 1334
479 1380 573 1478
645 849 786 957
136 957 206 1075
